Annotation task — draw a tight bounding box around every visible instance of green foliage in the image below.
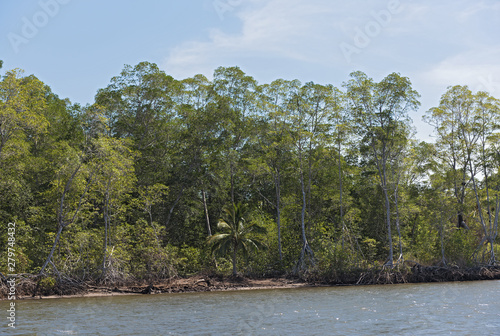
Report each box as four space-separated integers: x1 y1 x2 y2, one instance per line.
39 276 57 294
119 220 177 281
1 63 498 285
208 203 267 275
361 238 379 263
412 223 439 264
175 245 203 276
316 239 358 275
243 210 288 276
445 229 477 266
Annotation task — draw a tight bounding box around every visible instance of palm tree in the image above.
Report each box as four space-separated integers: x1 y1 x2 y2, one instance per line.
208 203 267 276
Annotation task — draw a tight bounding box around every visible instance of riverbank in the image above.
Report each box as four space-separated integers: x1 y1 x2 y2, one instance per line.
1 275 309 300
2 265 500 300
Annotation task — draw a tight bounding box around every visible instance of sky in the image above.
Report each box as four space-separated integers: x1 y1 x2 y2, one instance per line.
1 0 499 140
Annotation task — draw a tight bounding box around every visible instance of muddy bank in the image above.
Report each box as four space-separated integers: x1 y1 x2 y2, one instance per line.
309 264 500 286
0 275 308 300
1 265 500 300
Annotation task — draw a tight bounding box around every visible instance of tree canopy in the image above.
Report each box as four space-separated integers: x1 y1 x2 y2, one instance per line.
0 63 499 286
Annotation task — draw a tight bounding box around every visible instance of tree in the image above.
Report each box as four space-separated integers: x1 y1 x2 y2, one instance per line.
208 203 267 276
457 89 499 264
0 69 48 157
424 86 475 231
176 74 223 239
92 137 136 282
426 85 500 264
326 87 353 249
95 62 179 185
344 71 420 266
212 66 257 204
39 147 97 276
287 81 336 271
252 79 297 261
426 86 500 265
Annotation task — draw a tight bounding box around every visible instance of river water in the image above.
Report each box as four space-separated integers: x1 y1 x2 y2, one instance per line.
2 280 499 335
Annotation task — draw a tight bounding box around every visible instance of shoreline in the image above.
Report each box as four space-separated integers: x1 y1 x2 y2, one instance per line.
4 276 312 301
3 265 500 300
18 282 313 300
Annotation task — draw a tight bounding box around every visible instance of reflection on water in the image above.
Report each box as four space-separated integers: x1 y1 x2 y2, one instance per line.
2 280 499 335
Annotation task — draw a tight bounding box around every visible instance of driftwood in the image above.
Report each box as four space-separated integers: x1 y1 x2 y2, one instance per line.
305 263 500 286
3 266 500 300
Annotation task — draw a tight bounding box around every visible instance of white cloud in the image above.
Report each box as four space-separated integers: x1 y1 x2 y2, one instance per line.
160 0 500 142
456 1 500 22
163 0 500 100
422 47 500 94
162 0 356 79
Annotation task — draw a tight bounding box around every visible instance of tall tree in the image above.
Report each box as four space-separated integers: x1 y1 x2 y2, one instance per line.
472 91 500 264
39 146 97 276
0 69 48 157
95 62 179 184
212 66 257 204
90 136 136 282
424 86 473 231
456 89 500 264
253 79 298 261
344 71 420 266
288 81 335 271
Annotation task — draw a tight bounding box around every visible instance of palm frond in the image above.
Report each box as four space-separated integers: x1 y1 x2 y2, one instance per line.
241 222 267 235
216 220 231 231
207 233 230 245
207 202 266 274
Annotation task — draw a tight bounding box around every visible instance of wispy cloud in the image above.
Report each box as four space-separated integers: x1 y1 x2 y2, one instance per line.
422 47 500 93
163 0 350 78
455 0 500 22
163 0 500 94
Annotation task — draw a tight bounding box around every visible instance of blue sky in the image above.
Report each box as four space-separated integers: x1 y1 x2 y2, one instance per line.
1 0 499 140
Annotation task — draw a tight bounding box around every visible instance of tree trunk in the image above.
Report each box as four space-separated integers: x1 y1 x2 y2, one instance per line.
338 139 344 249
300 173 308 262
370 141 393 267
39 157 96 277
296 155 314 272
0 271 7 283
40 164 83 275
490 196 500 264
40 225 63 275
232 244 237 276
468 156 496 264
382 166 393 266
394 185 403 262
439 202 447 266
275 171 283 261
202 190 211 236
165 185 185 228
101 186 110 281
230 162 235 205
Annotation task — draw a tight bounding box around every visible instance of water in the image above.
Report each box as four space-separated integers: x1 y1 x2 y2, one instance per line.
2 280 499 335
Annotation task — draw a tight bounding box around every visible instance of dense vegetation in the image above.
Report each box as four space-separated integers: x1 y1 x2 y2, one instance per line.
1 61 499 286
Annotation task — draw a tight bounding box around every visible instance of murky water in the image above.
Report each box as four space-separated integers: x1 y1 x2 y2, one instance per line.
2 280 499 335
